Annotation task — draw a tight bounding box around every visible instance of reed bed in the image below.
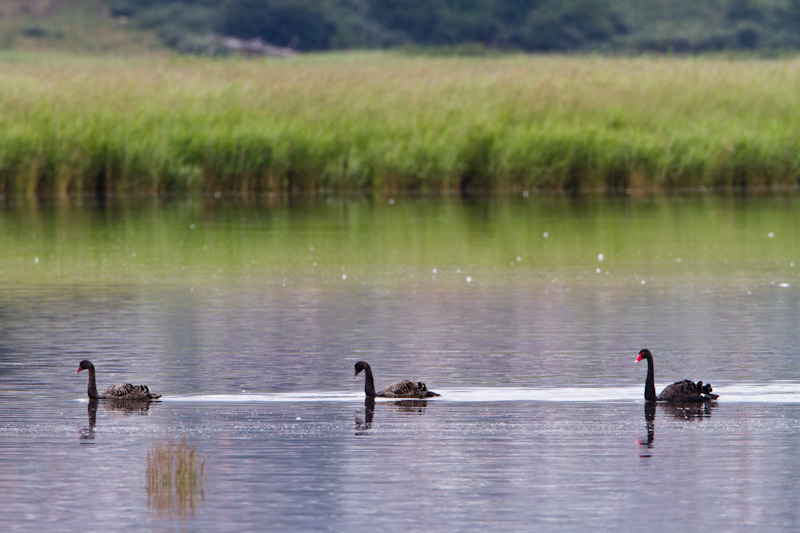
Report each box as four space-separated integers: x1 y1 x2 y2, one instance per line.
146 434 206 519
2 51 800 195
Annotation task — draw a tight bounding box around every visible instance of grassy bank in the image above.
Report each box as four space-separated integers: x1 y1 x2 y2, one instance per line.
2 51 800 195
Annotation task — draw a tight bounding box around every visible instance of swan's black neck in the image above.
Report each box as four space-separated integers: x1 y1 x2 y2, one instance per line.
85 366 102 400
361 364 377 397
642 353 657 402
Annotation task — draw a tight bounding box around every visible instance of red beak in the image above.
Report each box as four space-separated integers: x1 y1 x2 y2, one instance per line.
635 354 643 363
76 368 83 374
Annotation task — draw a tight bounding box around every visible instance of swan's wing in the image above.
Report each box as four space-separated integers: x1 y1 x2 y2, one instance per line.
102 383 159 400
658 379 715 402
377 380 428 398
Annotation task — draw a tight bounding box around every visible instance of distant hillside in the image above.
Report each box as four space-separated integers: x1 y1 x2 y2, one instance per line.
614 0 800 52
2 0 800 55
105 0 800 54
0 0 162 53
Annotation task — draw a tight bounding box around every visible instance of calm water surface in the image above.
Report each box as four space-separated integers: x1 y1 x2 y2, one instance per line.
1 194 800 531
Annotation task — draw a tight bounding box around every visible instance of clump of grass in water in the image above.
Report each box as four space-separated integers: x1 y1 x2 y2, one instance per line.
147 435 206 519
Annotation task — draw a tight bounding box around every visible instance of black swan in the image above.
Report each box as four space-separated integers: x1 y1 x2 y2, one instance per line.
354 361 440 398
635 349 718 403
76 360 161 400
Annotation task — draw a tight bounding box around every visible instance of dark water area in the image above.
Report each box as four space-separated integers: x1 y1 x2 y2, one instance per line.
1 194 800 530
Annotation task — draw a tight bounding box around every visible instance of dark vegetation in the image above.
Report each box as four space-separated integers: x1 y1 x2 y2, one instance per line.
4 0 800 55
101 0 800 54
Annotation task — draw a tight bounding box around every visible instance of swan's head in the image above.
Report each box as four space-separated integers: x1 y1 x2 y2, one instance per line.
635 349 652 363
77 360 94 374
354 361 370 378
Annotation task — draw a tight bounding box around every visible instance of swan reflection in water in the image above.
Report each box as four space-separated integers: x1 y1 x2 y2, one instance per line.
638 401 715 456
355 397 430 434
79 398 154 441
355 398 375 433
639 403 656 451
80 401 98 441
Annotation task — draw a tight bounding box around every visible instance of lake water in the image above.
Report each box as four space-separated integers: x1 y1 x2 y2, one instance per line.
1 193 800 531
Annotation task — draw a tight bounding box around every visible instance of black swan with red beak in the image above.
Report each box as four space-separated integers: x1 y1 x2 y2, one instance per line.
635 349 718 403
77 360 161 401
354 361 440 398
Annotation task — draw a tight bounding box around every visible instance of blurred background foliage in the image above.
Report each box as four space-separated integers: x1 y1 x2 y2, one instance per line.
8 0 800 55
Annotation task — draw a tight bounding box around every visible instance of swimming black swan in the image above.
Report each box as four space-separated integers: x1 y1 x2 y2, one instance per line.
635 349 718 403
354 361 440 398
76 360 161 400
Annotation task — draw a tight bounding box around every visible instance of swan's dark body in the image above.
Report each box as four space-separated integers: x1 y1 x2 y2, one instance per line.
354 361 439 398
635 349 718 403
77 360 161 401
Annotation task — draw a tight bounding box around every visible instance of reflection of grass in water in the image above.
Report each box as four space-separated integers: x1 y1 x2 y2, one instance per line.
2 194 800 285
147 435 206 520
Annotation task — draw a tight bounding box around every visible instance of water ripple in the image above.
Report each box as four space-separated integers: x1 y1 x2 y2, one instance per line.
159 382 800 404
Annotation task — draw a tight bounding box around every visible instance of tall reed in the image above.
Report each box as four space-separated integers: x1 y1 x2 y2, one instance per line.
1 51 799 195
146 434 206 519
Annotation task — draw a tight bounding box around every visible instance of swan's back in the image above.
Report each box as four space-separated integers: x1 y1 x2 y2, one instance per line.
377 380 440 399
657 379 718 403
103 383 161 400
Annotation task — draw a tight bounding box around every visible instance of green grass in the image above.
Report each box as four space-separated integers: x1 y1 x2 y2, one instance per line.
1 51 800 195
